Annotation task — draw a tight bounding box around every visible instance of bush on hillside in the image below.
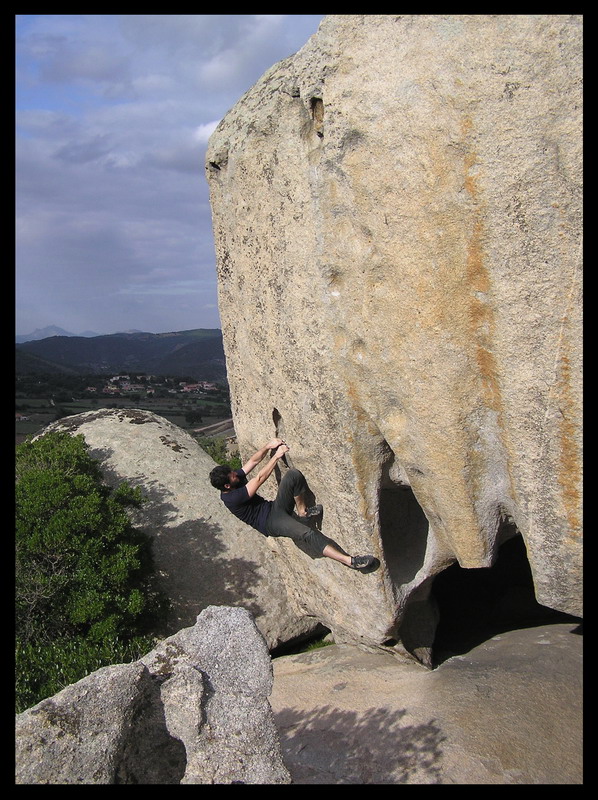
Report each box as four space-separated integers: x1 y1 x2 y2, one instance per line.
197 436 241 469
15 431 168 712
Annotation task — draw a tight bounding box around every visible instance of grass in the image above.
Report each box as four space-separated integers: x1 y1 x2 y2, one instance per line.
303 638 333 652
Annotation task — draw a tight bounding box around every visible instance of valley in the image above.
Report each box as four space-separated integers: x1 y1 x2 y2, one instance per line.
15 372 234 450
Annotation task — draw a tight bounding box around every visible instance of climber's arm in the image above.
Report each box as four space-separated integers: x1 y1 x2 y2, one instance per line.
245 444 289 498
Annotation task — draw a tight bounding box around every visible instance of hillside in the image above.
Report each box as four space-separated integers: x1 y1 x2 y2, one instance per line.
16 329 227 380
15 349 83 375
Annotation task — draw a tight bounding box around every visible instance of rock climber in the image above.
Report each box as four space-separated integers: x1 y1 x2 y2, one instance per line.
209 437 378 571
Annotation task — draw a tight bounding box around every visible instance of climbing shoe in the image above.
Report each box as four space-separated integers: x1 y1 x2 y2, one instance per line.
349 555 379 572
302 504 323 518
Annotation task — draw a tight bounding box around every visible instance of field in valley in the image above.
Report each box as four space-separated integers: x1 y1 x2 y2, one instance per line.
15 388 233 447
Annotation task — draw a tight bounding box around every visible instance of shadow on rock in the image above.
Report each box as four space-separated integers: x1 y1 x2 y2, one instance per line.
275 705 445 784
94 456 266 635
152 515 265 635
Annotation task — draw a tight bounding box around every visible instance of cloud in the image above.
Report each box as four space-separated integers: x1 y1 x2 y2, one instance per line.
41 43 131 85
53 133 112 164
194 120 220 144
16 14 325 335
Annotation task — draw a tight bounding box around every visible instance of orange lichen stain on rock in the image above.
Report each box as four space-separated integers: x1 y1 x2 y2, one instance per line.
343 382 377 519
463 172 501 411
461 115 473 136
463 152 480 208
459 119 518 516
466 218 490 292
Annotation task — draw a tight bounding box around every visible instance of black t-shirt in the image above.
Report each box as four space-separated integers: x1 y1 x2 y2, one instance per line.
220 469 272 535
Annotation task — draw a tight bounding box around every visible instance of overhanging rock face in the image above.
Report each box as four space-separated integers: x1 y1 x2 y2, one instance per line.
206 14 582 658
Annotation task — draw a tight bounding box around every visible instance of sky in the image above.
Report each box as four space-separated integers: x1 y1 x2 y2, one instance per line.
15 14 325 336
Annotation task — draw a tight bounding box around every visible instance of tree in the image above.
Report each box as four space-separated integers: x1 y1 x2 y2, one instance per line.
15 432 168 712
185 409 203 426
196 436 241 469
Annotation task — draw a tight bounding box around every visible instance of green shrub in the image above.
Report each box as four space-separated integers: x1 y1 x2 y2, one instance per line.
15 432 167 712
303 638 333 652
15 635 155 714
197 436 241 469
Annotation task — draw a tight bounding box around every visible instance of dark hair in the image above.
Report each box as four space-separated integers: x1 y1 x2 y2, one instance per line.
209 464 232 490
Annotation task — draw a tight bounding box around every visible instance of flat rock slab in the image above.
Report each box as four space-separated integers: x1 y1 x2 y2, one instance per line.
270 623 582 784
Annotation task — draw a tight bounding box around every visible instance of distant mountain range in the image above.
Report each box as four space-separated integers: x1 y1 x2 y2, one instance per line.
15 326 102 343
15 328 227 381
